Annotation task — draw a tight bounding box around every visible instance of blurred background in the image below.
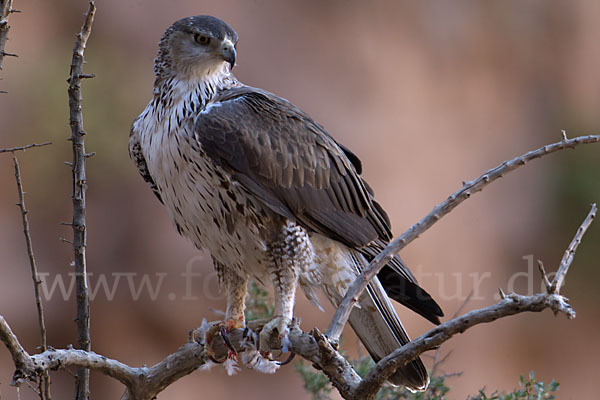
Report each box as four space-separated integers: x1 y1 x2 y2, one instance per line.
1 0 599 398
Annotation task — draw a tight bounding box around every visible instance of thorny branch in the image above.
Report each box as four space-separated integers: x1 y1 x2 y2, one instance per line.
551 203 596 294
67 1 96 399
1 145 53 400
12 155 51 400
327 133 600 342
0 0 17 93
0 142 52 154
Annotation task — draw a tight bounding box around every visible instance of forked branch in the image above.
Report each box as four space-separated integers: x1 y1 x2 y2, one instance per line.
353 204 595 398
327 134 600 342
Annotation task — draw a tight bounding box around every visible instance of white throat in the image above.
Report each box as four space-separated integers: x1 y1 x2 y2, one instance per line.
154 62 237 112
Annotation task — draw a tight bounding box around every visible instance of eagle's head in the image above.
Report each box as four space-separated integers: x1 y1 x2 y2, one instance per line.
154 15 238 82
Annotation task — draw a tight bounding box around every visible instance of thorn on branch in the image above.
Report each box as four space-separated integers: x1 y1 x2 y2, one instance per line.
0 142 52 154
67 5 96 399
498 288 506 299
550 203 597 294
78 73 95 79
561 130 568 141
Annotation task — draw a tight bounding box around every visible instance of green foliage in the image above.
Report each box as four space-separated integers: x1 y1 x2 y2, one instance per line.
353 356 450 400
244 280 274 321
294 355 451 400
471 371 559 400
295 360 334 400
295 354 558 400
242 280 559 400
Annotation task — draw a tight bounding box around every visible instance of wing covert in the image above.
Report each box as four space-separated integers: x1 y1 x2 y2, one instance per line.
195 86 391 248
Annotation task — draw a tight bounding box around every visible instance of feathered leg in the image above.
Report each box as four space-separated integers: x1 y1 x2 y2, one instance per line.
219 261 248 327
202 259 248 362
259 243 298 351
260 221 312 352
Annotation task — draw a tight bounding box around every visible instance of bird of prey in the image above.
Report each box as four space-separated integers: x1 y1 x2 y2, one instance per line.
130 15 443 390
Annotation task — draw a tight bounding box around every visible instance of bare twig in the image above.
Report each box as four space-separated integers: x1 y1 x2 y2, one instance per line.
67 2 96 399
354 292 574 399
0 0 15 73
12 155 51 400
327 134 600 342
429 290 472 377
497 288 506 299
12 156 48 349
0 142 52 154
537 259 552 292
550 203 596 294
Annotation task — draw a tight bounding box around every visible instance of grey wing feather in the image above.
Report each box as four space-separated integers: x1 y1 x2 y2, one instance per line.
129 130 163 204
348 250 429 390
195 85 392 248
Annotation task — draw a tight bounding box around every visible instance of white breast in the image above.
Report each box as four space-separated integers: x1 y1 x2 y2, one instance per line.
132 79 269 279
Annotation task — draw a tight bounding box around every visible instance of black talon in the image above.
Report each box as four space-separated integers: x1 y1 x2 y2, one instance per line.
260 350 275 361
242 327 249 339
277 352 295 366
220 326 236 353
194 334 202 345
209 355 227 364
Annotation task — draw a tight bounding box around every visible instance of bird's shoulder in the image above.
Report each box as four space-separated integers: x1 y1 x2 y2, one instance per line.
197 85 360 184
194 84 392 248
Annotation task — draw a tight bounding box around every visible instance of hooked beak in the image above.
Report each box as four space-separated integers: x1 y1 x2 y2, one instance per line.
220 39 236 70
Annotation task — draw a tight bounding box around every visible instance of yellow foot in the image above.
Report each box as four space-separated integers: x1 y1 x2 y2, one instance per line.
194 318 244 362
258 316 291 353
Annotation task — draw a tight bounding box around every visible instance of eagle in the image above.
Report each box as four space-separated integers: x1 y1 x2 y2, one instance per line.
130 15 443 390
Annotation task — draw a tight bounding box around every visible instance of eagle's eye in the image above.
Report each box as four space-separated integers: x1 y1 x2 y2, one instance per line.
194 34 211 45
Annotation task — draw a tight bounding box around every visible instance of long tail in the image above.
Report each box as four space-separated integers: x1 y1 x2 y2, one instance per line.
312 236 441 390
347 250 429 390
